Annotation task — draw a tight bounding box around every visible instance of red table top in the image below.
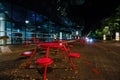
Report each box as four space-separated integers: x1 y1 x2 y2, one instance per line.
38 42 63 48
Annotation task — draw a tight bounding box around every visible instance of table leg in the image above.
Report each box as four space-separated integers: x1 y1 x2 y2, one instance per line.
43 65 47 80
45 47 50 58
25 46 37 68
69 57 77 70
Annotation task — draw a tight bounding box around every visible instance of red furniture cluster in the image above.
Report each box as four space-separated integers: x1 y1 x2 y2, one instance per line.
21 40 80 80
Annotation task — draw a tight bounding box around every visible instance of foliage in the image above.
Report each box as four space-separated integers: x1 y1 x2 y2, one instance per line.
94 5 120 40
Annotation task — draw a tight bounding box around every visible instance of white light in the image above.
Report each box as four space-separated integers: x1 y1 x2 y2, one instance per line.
76 31 78 35
25 20 29 24
116 32 119 41
85 37 88 40
60 32 62 40
85 37 93 43
105 26 109 29
17 29 20 32
103 35 106 40
59 43 62 46
86 39 89 42
0 17 3 20
89 39 93 42
53 34 57 40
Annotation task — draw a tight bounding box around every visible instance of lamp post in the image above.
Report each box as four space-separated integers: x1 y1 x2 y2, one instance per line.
0 13 6 45
25 20 29 42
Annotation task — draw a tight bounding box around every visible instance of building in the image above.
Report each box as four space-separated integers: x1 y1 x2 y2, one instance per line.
0 0 82 45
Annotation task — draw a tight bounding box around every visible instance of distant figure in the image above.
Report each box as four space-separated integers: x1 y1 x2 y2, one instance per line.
53 34 57 40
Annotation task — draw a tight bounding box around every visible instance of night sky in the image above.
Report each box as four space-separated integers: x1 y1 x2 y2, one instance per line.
67 0 120 33
7 0 120 33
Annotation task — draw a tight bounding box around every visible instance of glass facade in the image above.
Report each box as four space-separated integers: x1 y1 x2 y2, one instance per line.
0 1 56 45
0 0 80 45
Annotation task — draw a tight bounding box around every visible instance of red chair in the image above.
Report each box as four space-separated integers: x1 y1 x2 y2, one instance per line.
68 52 80 70
21 46 38 68
61 46 80 71
24 41 30 48
31 37 39 44
52 40 80 70
60 47 69 59
35 57 53 80
21 51 33 57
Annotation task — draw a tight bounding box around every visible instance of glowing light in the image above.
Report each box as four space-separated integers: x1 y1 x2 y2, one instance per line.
105 26 109 29
53 34 57 40
0 17 3 20
76 31 78 35
115 32 119 41
86 37 93 43
60 32 62 40
103 35 106 40
17 29 20 32
25 20 29 24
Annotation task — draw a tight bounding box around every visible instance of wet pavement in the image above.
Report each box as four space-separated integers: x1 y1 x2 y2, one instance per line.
0 41 120 80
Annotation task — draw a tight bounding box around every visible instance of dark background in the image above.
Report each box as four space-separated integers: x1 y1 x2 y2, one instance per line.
7 0 120 33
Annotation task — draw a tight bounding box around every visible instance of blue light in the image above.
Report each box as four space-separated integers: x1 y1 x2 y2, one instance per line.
17 29 20 32
85 37 93 43
37 26 41 28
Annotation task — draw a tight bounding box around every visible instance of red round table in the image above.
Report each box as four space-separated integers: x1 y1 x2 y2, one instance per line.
38 42 64 57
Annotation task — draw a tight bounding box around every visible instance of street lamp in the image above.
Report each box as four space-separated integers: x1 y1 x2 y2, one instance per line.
25 20 29 24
